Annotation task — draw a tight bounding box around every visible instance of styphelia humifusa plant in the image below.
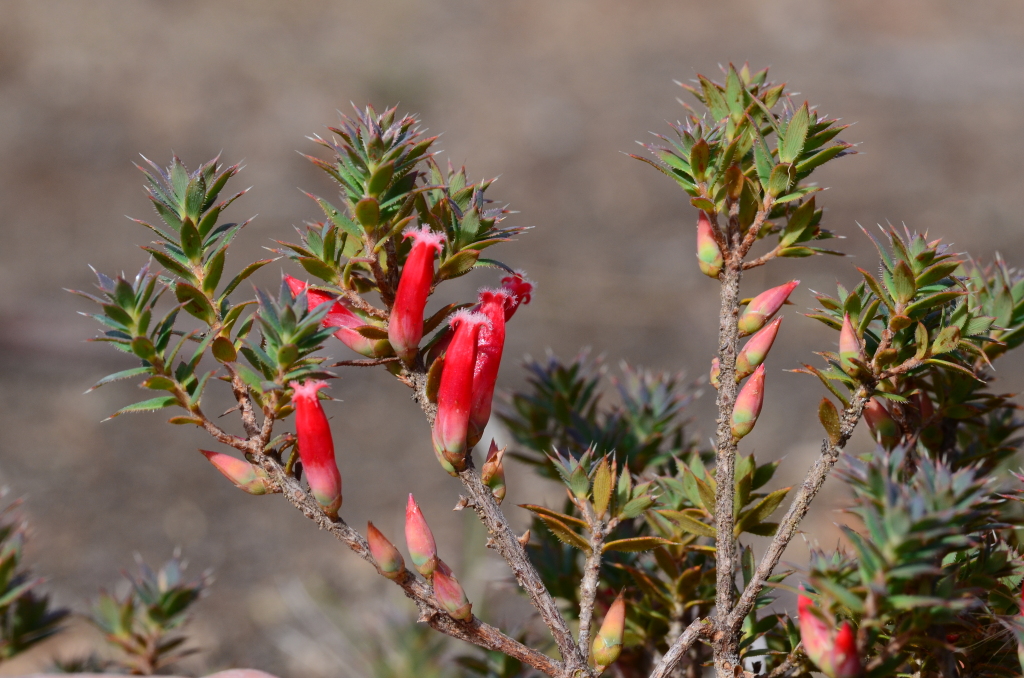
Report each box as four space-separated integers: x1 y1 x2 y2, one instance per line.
73 65 1024 678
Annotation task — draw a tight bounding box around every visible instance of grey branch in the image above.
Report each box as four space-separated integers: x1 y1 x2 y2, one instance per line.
726 389 869 632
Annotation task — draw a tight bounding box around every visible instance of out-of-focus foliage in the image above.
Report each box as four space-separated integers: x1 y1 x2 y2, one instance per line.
0 495 67 663
89 553 209 675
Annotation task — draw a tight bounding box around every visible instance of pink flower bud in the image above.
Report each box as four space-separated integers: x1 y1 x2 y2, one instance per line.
479 440 506 504
863 397 900 450
736 317 782 380
404 494 438 576
737 280 799 335
731 364 765 439
284 274 384 358
798 593 831 672
710 357 721 389
500 271 534 320
696 212 723 278
288 380 342 518
367 522 405 580
432 311 490 473
839 314 862 377
592 593 626 668
433 559 473 621
467 289 511 448
200 450 271 495
389 226 445 365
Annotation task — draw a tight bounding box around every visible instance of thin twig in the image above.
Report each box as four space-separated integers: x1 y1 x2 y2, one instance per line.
333 357 401 367
764 645 802 678
577 506 609 661
726 389 869 633
648 618 713 678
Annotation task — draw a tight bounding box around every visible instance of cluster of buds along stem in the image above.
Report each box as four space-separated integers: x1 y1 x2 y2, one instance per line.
402 495 473 620
390 226 446 365
592 593 626 670
200 450 274 495
799 593 862 678
289 379 343 519
717 281 799 439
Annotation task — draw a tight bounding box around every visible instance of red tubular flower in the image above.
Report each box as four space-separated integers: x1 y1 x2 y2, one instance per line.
288 379 342 519
389 226 446 365
829 621 863 678
467 289 512 448
367 522 405 580
737 280 799 335
500 271 534 320
200 450 271 495
433 559 473 621
432 311 490 474
736 317 782 380
798 593 831 673
863 397 900 450
284 274 384 358
731 364 766 439
404 494 438 576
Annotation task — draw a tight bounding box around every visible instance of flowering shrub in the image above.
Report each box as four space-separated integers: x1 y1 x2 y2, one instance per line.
73 64 1024 678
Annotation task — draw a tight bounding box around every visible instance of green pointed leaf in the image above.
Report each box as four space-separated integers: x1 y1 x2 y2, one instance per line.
656 510 717 538
779 103 809 164
87 367 152 393
592 458 613 517
108 396 180 419
211 336 237 363
689 139 710 182
891 260 916 305
174 282 216 325
699 76 729 121
767 163 793 197
180 217 203 262
818 397 841 444
437 250 480 281
931 326 961 355
519 504 588 530
538 515 591 553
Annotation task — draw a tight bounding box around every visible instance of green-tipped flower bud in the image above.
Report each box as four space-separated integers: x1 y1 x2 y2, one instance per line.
592 593 626 669
367 522 405 580
839 314 862 377
433 560 473 621
736 317 782 380
404 494 438 576
201 450 271 495
737 280 799 335
710 357 721 389
731 364 766 439
480 440 506 504
863 398 900 450
696 212 723 278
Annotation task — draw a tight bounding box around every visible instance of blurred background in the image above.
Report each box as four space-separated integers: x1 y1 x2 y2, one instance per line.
2 0 1024 675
